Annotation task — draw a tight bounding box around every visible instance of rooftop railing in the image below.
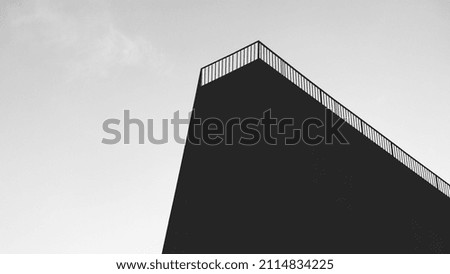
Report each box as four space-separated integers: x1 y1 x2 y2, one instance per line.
199 41 450 199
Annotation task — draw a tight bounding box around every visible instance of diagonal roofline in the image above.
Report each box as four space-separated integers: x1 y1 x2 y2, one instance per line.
199 41 450 199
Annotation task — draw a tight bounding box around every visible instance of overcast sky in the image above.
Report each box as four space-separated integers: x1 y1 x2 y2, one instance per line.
0 0 449 253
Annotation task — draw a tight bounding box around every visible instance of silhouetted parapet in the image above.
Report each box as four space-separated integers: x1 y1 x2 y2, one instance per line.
163 41 450 254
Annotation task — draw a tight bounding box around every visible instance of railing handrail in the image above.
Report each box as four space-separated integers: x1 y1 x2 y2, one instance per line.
199 41 450 198
257 42 441 182
200 41 262 70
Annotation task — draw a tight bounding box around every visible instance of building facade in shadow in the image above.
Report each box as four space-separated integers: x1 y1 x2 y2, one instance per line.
163 41 450 254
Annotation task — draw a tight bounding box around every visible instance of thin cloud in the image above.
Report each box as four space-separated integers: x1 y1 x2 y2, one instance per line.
5 0 164 80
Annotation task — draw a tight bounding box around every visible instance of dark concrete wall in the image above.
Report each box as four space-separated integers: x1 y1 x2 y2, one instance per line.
163 60 450 253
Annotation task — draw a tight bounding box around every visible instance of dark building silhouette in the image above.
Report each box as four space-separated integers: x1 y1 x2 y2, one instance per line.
163 41 450 253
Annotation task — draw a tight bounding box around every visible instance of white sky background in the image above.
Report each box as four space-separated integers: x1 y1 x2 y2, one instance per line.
0 0 449 253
